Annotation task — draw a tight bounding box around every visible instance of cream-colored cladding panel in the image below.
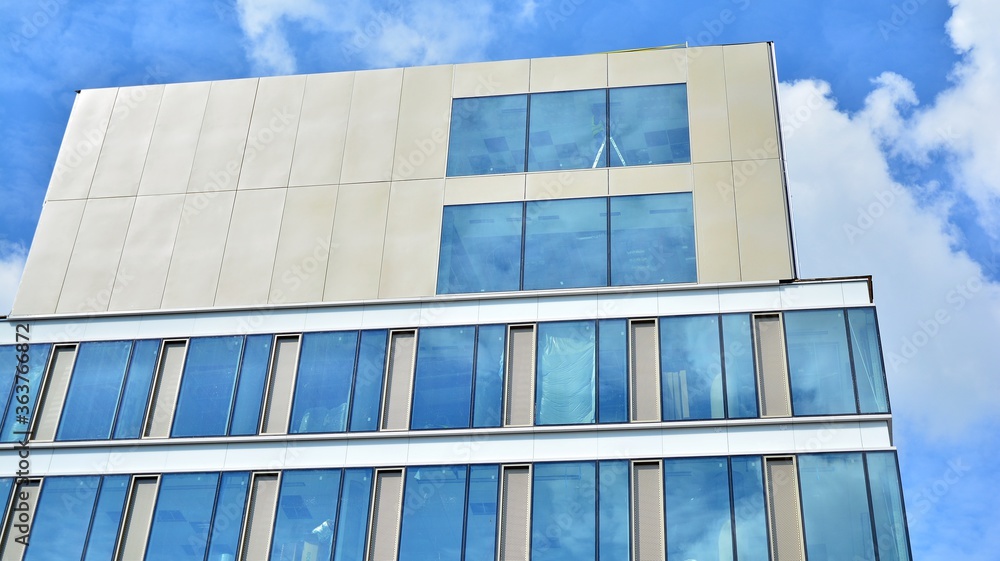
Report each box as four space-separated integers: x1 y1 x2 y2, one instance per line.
89 85 164 198
324 182 391 301
444 174 525 205
525 169 608 200
339 68 404 184
238 75 306 190
453 59 530 97
392 65 453 181
56 197 135 314
160 190 236 309
215 189 287 307
289 72 355 187
139 82 211 195
109 194 185 311
609 164 693 195
10 200 86 316
186 78 259 193
269 185 339 305
530 53 608 92
693 162 741 283
378 179 445 299
45 88 118 201
733 159 793 281
608 48 687 87
723 43 780 161
687 46 732 163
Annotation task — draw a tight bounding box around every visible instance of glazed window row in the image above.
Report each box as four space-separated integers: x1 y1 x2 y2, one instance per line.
0 307 889 443
0 452 910 561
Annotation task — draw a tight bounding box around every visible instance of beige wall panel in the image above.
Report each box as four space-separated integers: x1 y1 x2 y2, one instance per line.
138 82 211 195
45 88 118 201
723 43 780 161
608 48 687 87
609 164 693 195
733 159 794 281
530 53 608 92
109 194 185 311
288 72 354 187
444 174 525 204
392 65 453 181
378 179 445 298
268 185 339 305
453 59 530 97
10 200 86 316
160 190 236 309
687 46 732 163
238 75 306 190
339 68 404 184
693 162 741 283
525 169 607 200
89 85 164 198
55 197 135 314
325 182 390 301
215 189 287 307
186 78 258 193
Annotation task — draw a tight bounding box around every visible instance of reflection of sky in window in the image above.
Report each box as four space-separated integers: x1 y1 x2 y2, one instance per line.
532 462 597 561
611 193 696 286
524 197 608 289
799 453 876 560
609 84 690 166
399 466 467 561
785 310 857 415
447 95 527 176
23 476 101 561
660 315 724 420
57 341 132 441
411 327 476 429
290 331 358 434
528 89 607 171
171 336 244 437
665 457 734 561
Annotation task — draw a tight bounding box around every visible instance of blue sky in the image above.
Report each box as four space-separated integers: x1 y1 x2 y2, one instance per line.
1 1 998 558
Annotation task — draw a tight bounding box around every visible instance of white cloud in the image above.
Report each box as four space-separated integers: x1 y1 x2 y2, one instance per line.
0 241 27 316
235 0 332 74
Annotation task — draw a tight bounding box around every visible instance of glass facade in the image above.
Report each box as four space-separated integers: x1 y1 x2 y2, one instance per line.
171 336 244 437
399 466 468 561
664 457 734 561
446 95 528 176
531 462 597 561
535 321 597 425
290 331 358 434
56 341 131 441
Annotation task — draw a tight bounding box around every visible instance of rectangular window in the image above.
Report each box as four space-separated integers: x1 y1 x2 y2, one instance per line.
523 197 608 290
206 472 250 561
229 334 273 436
22 476 101 561
56 341 131 441
83 476 130 561
112 340 160 439
411 327 476 429
722 315 758 419
498 466 531 561
115 476 159 561
597 319 628 423
473 326 505 428
1 479 40 560
631 461 665 561
171 336 244 437
610 193 696 286
143 340 188 438
144 473 220 561
504 326 536 427
239 473 279 561
785 310 858 415
446 95 528 176
528 89 607 171
270 469 342 561
629 319 660 422
30 344 77 442
730 457 770 561
664 457 734 561
332 469 373 561
350 331 388 432
848 308 890 413
381 331 416 431
464 465 499 560
290 331 358 434
799 453 877 560
535 321 597 425
260 335 300 435
763 458 804 561
866 452 912 561
598 461 630 560
437 202 523 294
660 315 725 421
531 462 596 561
398 466 467 561
608 84 690 166
754 315 791 418
367 470 405 561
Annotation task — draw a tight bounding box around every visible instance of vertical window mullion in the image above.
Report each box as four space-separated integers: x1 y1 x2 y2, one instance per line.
224 336 249 436
519 202 527 291
718 315 730 419
843 309 863 414
861 454 883 561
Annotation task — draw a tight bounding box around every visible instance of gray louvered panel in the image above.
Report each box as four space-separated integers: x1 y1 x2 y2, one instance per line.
0 480 40 561
368 470 404 561
632 462 665 561
261 335 300 434
755 315 791 417
381 332 416 431
504 326 535 427
240 473 279 561
629 320 660 422
143 340 188 437
31 345 78 442
116 477 158 561
766 458 805 561
499 466 530 561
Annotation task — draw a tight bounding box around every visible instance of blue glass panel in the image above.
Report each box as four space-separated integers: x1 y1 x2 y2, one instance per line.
730 456 769 561
145 473 220 561
536 321 596 425
398 466 468 561
0 478 12 506
528 89 607 171
0 343 51 443
83 476 130 561
23 476 101 561
57 341 132 441
473 325 505 428
438 202 523 294
465 465 499 560
722 314 758 419
290 331 358 434
609 84 690 166
660 315 725 421
597 320 628 423
171 337 244 437
786 310 858 415
113 339 160 439
866 452 912 561
531 461 597 561
610 193 696 286
332 469 372 561
799 453 876 561
271 469 341 561
206 472 250 561
447 95 527 176
665 457 733 561
0 347 18 424
350 331 387 432
524 197 608 290
849 308 890 413
230 334 272 436
411 326 476 429
598 460 630 560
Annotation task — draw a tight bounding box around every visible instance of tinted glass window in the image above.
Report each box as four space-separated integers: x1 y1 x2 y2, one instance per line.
597 320 628 423
731 456 769 561
536 321 597 425
206 472 250 560
447 95 527 176
271 469 341 561
0 343 51 443
722 314 758 419
113 339 160 439
849 308 890 413
350 331 388 432
866 452 912 561
528 89 607 171
473 325 505 428
610 193 695 286
798 453 876 561
786 310 858 415
229 334 272 436
332 469 373 561
665 457 734 561
57 341 132 441
398 466 468 561
524 197 608 290
411 326 476 429
172 337 244 437
290 331 358 434
465 465 499 559
609 84 690 166
82 476 130 561
599 460 630 559
438 202 523 294
145 473 220 561
23 476 101 561
661 315 725 421
531 462 597 561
